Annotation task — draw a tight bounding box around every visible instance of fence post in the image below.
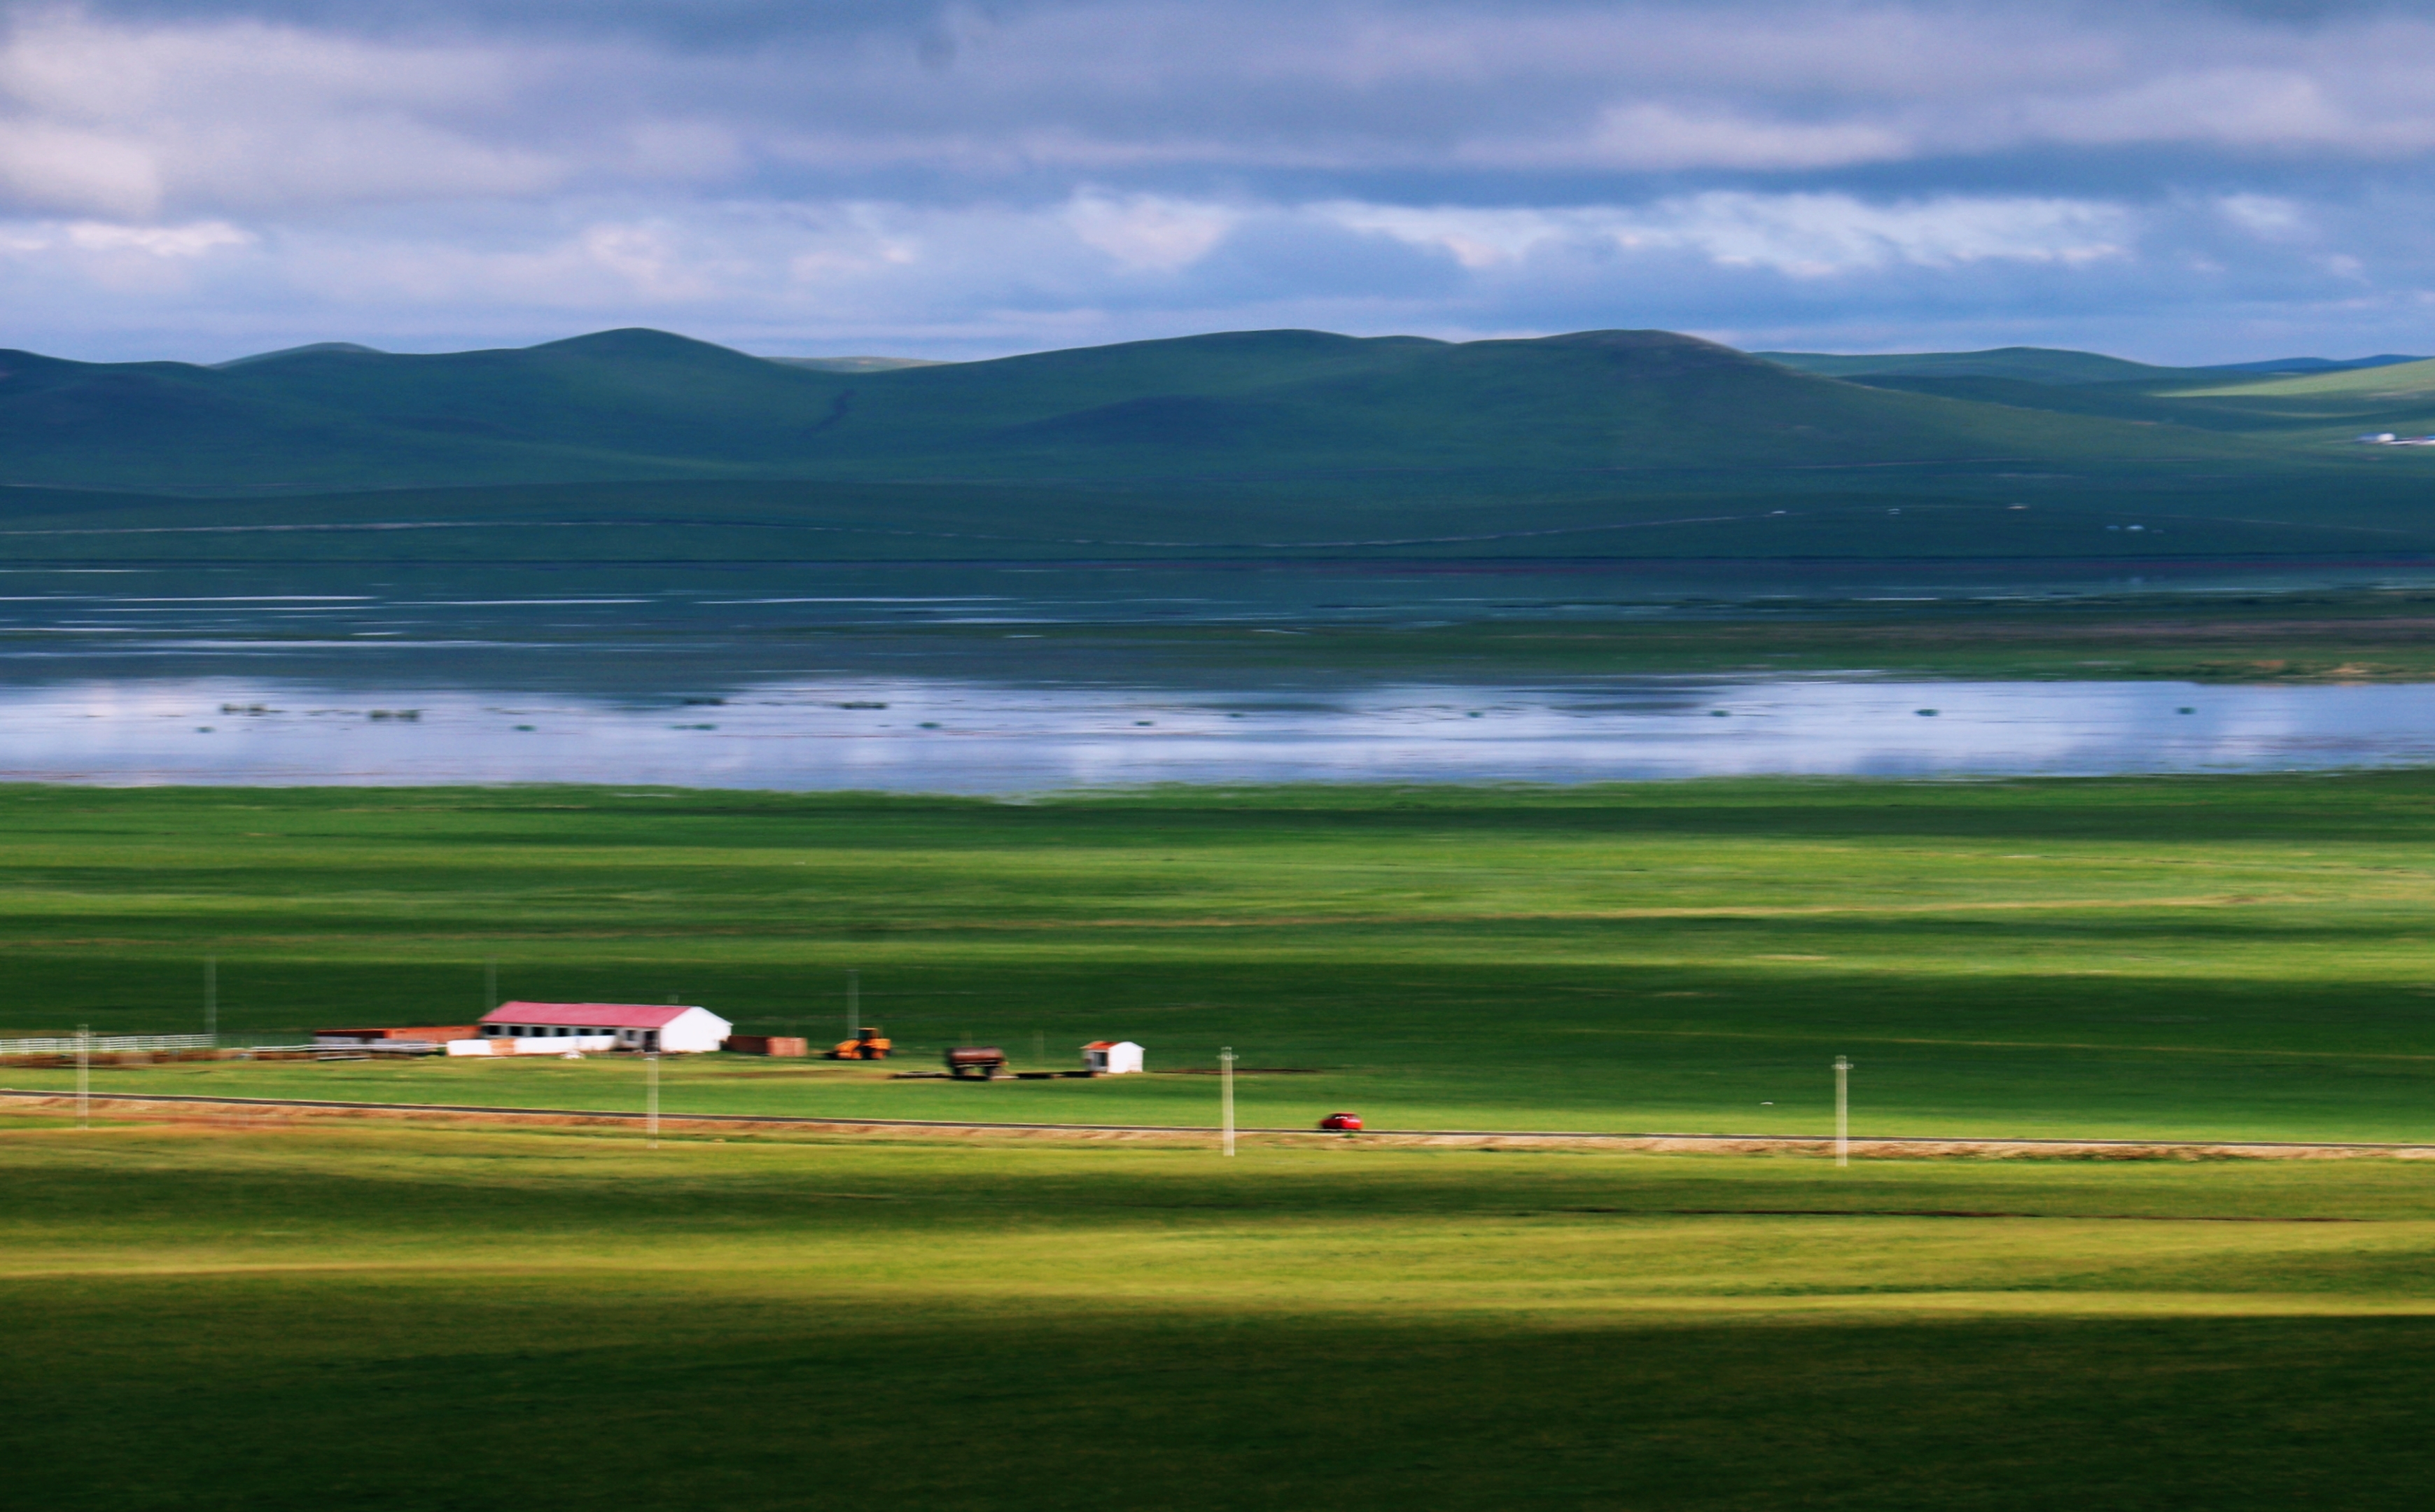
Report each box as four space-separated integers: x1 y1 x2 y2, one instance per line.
1834 1056 1851 1168
1220 1046 1237 1157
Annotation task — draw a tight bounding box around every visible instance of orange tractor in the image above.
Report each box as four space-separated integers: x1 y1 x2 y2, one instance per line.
826 1026 893 1060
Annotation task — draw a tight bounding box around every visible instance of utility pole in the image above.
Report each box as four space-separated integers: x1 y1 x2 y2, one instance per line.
1220 1046 1237 1158
647 1051 660 1150
1834 1056 1852 1168
204 958 217 1045
484 958 497 1013
846 969 859 1043
76 1023 90 1130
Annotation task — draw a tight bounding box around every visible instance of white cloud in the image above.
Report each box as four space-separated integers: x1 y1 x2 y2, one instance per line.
1642 193 2131 276
0 2 2430 360
2218 195 2308 239
62 218 249 255
786 206 923 282
1486 103 1914 172
0 214 251 257
0 184 2165 356
0 178 2418 368
11 3 2435 225
2009 66 2435 153
1326 193 2130 277
1323 204 1565 270
0 117 154 215
1064 192 1239 271
0 8 663 216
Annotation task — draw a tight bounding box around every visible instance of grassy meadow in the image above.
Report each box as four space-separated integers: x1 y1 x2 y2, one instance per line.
6 1122 2435 1510
5 777 2435 1140
8 777 2435 1506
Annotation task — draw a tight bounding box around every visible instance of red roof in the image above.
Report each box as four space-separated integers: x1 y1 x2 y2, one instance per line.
1083 1040 1117 1050
480 1002 700 1030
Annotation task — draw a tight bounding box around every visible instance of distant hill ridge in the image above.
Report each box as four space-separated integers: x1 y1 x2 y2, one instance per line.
0 324 2401 493
1759 346 2427 385
2165 356 2435 398
764 355 947 372
211 341 386 368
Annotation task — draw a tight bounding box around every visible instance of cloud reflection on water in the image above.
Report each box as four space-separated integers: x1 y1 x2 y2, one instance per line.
0 677 2427 791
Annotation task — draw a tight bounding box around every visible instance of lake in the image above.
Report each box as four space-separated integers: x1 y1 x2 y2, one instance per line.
4 676 2432 790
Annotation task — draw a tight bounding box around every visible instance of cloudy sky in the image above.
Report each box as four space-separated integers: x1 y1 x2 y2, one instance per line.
4 0 2433 362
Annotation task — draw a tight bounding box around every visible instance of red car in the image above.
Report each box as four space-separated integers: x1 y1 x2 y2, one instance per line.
1318 1112 1363 1132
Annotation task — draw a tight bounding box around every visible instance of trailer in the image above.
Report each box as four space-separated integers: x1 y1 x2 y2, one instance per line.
944 1046 1007 1080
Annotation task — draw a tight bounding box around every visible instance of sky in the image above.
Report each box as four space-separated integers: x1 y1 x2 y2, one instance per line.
5 0 2435 363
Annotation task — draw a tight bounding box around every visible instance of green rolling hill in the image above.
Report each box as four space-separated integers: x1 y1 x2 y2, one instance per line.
0 326 2275 494
2165 356 2435 399
1754 346 2183 384
1759 346 2427 386
1792 348 2435 451
2 326 2431 574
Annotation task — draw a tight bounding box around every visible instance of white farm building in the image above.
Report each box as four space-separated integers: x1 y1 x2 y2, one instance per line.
1084 1040 1144 1075
478 1002 733 1054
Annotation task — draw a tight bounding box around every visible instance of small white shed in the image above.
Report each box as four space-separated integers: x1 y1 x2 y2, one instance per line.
1083 1040 1144 1075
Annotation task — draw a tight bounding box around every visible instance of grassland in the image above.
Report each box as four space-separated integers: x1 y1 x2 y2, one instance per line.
2168 356 2435 398
6 1121 2435 1510
8 777 2435 1141
8 777 2435 1506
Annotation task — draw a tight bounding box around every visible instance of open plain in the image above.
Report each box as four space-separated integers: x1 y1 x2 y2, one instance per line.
7 1123 2435 1511
9 776 2435 1140
6 776 2435 1506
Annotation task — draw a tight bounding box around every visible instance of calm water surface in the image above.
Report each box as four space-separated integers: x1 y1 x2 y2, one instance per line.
4 677 2431 790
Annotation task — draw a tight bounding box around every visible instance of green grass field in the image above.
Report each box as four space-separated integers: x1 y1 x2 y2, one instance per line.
6 1121 2434 1509
6 777 2435 1142
8 778 2435 1506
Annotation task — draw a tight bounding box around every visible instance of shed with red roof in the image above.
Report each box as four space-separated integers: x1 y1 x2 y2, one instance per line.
478 1002 733 1054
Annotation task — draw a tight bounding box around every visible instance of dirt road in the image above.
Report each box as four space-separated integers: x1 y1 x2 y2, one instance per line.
8 1087 2434 1161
